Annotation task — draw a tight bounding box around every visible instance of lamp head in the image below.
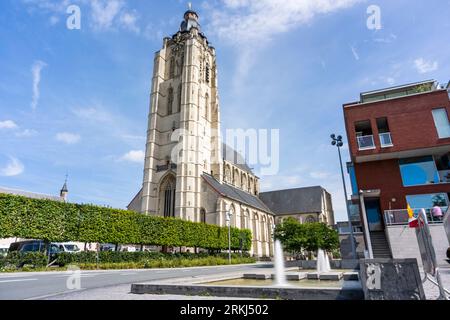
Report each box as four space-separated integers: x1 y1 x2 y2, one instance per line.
332 140 337 146
331 134 336 139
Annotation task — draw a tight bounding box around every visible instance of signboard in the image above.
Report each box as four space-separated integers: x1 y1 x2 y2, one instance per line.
359 259 426 300
415 211 438 276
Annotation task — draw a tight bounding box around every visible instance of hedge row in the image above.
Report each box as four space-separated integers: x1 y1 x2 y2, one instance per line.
0 252 256 271
0 194 252 250
0 252 48 269
57 251 251 266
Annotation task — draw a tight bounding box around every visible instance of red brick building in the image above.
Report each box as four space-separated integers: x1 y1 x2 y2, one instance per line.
343 80 450 258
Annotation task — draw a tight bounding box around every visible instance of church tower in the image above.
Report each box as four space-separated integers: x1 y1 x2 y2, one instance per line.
140 9 223 221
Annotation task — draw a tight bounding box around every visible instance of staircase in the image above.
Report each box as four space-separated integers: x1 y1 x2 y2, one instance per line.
369 231 392 258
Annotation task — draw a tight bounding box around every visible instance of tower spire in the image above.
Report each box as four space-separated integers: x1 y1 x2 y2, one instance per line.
60 173 69 202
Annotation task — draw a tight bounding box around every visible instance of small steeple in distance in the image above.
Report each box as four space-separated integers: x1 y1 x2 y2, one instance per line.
60 174 69 202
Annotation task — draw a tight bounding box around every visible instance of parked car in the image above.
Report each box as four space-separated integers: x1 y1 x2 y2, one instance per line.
8 240 61 266
447 247 450 261
54 243 81 253
100 243 116 252
0 245 8 258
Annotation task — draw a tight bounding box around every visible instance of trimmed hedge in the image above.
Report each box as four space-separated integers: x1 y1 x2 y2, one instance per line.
57 251 251 266
0 194 252 251
0 252 48 269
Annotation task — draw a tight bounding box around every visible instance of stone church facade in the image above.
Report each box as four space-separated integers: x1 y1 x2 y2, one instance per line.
128 10 275 257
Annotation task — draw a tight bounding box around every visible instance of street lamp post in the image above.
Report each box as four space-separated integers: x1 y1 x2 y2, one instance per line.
331 134 357 260
226 206 233 265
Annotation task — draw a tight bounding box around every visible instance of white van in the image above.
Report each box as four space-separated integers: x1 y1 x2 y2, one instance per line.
54 243 81 253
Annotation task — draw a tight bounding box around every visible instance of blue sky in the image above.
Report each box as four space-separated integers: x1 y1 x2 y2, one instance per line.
0 0 449 222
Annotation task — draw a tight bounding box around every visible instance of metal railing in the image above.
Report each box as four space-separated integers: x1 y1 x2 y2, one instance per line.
379 132 393 148
357 135 376 150
384 208 446 226
438 170 450 183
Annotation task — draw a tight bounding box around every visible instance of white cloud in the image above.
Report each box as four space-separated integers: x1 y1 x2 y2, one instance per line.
259 174 304 191
56 132 81 144
71 107 114 123
120 11 140 34
350 45 359 61
0 120 18 130
91 0 123 30
31 60 47 110
205 0 360 89
208 0 361 46
310 171 331 179
120 150 145 163
414 58 438 74
16 129 38 138
0 157 24 177
49 16 60 25
22 0 70 12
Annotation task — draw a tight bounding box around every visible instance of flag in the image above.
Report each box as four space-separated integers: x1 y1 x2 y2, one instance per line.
407 204 419 228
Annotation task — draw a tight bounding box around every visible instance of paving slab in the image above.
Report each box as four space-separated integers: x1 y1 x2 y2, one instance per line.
320 272 343 281
343 272 359 281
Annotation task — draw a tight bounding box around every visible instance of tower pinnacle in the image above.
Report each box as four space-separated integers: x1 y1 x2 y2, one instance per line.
180 5 200 32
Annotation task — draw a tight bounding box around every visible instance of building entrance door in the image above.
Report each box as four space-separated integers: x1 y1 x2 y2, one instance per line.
365 199 383 231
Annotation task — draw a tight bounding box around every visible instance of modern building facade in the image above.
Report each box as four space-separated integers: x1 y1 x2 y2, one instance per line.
344 79 450 262
259 187 335 226
128 9 275 257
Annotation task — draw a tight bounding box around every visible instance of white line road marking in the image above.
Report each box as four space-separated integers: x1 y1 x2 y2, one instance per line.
0 279 38 283
119 273 138 276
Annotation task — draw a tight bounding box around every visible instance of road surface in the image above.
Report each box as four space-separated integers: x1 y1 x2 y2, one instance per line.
0 263 271 300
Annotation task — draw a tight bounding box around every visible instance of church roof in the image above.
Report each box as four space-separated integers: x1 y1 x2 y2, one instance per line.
259 186 328 216
0 186 63 202
202 174 273 214
222 143 253 174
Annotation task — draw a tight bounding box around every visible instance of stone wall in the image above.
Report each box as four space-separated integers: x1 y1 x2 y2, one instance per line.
339 233 366 259
385 224 449 267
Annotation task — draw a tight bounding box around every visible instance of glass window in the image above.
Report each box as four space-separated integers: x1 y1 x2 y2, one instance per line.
399 156 439 186
347 164 358 196
432 108 450 139
406 193 448 210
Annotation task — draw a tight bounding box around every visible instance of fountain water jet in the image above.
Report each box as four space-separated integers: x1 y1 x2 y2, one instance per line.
317 249 331 274
274 240 288 286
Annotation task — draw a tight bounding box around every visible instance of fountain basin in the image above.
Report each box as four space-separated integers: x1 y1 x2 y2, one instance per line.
131 278 364 300
243 274 271 280
307 272 344 281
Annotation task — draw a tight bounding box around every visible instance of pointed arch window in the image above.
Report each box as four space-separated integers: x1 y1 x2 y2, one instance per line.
200 209 206 224
162 177 176 218
167 87 174 115
205 63 210 83
177 84 182 113
205 93 210 121
169 57 175 78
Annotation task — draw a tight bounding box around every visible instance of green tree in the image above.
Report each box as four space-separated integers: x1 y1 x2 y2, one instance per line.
274 218 339 258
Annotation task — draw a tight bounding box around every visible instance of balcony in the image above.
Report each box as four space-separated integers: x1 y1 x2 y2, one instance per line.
384 208 445 226
379 132 393 148
357 135 376 151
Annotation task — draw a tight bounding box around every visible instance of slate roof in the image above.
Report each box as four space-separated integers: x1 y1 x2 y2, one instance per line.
0 186 63 202
259 186 327 216
202 174 273 214
222 143 253 173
